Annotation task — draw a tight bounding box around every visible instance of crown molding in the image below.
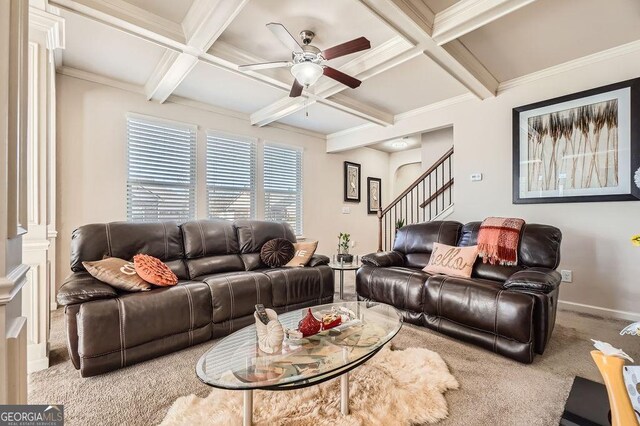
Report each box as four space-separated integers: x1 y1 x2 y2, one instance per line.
57 66 145 94
326 123 377 140
498 39 640 93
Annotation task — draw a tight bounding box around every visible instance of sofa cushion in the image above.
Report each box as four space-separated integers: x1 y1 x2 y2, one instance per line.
423 243 478 278
202 271 273 324
234 220 296 254
261 265 333 308
76 282 212 370
393 221 462 268
70 222 186 277
186 254 246 280
83 257 151 292
261 238 295 267
181 219 239 258
423 275 534 344
458 222 562 269
356 265 430 313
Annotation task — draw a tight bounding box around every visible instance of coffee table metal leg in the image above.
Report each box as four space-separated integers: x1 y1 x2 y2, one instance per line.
340 372 349 415
339 270 344 300
243 389 253 426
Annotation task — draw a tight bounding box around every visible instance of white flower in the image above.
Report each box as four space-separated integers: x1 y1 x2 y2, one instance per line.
635 167 640 189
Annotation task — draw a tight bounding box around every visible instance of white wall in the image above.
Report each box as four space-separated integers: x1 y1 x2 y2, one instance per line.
388 147 421 197
421 127 453 170
328 48 640 317
55 75 389 287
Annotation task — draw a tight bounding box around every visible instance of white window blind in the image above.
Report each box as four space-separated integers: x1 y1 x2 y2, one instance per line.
206 133 257 220
263 143 303 235
126 115 196 222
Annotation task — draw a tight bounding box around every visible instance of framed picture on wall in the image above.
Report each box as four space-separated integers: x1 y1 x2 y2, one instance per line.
344 161 361 202
367 177 381 214
513 77 640 204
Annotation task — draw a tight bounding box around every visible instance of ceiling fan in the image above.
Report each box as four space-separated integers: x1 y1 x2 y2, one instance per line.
238 23 371 97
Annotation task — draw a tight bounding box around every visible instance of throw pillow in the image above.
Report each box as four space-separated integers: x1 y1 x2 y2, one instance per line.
422 243 478 279
83 257 152 292
134 254 178 286
260 238 296 268
285 241 318 267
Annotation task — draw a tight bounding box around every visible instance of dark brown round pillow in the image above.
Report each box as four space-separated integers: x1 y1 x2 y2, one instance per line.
260 238 296 268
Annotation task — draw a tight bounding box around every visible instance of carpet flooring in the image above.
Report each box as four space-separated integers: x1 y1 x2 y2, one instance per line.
29 276 639 425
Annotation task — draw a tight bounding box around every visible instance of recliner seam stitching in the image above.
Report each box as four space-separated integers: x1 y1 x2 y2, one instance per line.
116 298 125 367
197 221 207 257
224 276 234 333
105 223 113 257
184 286 194 346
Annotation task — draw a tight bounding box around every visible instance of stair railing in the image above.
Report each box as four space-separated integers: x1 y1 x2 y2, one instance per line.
377 147 454 252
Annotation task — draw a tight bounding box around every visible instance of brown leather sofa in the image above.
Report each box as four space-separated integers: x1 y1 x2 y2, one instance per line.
57 219 333 377
357 221 562 363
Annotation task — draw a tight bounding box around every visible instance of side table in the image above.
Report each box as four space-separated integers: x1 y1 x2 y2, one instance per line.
328 261 361 300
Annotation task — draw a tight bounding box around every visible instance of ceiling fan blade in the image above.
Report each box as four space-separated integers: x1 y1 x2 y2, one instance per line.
323 67 361 89
322 37 371 60
289 79 303 97
266 23 303 54
238 61 291 71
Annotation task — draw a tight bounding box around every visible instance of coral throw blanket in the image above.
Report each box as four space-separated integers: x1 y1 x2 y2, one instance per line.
477 217 525 266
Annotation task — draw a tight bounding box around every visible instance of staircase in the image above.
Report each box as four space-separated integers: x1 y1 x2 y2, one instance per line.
377 147 454 251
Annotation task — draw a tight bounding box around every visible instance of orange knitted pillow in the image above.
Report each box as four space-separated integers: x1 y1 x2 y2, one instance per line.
133 254 178 287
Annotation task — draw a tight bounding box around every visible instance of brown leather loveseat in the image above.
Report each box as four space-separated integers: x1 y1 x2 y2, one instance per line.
357 221 562 363
57 219 333 377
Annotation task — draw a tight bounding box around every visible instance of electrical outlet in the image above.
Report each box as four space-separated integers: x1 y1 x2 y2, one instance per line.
341 206 350 214
470 173 483 182
560 270 573 283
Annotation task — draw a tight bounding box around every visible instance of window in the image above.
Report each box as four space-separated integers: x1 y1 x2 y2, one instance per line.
264 143 303 235
126 115 196 222
206 132 257 220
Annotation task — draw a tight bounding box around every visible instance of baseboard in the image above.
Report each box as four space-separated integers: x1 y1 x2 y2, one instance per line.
558 300 640 322
28 356 49 373
50 302 58 311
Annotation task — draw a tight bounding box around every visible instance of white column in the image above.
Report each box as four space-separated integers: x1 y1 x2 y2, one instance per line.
0 0 30 405
22 6 64 373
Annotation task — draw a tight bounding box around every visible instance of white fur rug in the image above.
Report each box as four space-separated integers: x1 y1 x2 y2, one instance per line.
160 347 458 426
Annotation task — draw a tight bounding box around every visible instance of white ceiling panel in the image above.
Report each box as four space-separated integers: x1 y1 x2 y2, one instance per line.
276 102 370 135
218 0 398 69
342 55 467 115
423 0 459 14
121 0 194 23
61 11 167 86
457 0 640 82
173 62 286 114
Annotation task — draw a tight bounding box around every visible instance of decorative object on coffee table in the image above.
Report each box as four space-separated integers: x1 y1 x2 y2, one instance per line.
590 340 639 426
513 77 640 204
337 232 353 263
195 302 404 426
344 161 361 202
297 308 322 337
367 177 381 214
254 306 284 354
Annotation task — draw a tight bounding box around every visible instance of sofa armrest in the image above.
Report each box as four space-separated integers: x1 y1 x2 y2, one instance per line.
503 267 562 293
308 254 330 267
361 251 404 267
56 272 119 306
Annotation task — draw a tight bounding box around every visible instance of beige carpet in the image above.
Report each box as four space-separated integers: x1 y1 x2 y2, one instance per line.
161 346 458 425
29 277 639 425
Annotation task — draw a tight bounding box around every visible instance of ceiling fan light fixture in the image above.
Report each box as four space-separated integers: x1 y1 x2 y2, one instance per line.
291 62 323 87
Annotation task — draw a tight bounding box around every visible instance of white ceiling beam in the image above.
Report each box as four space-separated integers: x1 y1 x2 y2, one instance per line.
144 0 248 103
359 0 498 99
432 0 537 45
250 37 415 127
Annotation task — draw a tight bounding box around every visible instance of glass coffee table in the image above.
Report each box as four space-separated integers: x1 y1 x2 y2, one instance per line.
196 301 402 425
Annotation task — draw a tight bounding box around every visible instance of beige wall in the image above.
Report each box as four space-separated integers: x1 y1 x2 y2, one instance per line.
55 75 389 286
421 127 453 170
328 49 640 318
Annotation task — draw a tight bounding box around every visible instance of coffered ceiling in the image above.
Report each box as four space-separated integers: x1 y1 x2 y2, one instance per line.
50 0 640 147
